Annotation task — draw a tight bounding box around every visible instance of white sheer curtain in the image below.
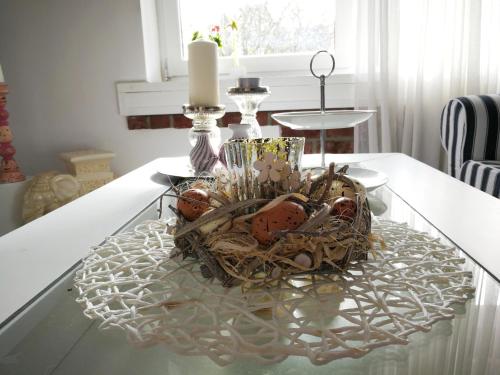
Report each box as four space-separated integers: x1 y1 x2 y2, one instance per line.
353 0 500 168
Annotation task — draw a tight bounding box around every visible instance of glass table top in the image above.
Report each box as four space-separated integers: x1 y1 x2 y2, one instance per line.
1 179 499 375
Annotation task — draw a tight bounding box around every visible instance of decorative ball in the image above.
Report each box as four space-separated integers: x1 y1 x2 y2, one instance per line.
177 189 210 221
251 201 308 245
331 197 357 221
294 253 312 268
0 127 13 143
0 109 9 121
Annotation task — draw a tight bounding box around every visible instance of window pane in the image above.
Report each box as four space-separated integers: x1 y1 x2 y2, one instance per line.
178 0 336 58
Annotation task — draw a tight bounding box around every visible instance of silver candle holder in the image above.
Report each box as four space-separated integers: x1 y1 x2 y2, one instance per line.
182 104 225 174
227 78 270 139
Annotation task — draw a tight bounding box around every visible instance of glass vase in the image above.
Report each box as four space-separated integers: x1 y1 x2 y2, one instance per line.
223 137 305 201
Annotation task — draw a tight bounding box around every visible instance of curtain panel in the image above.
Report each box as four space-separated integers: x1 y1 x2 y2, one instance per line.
354 0 500 169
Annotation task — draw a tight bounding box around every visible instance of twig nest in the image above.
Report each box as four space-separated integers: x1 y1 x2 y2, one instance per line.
271 267 282 279
177 189 210 221
251 201 308 245
331 180 357 200
172 161 372 286
331 197 357 221
351 180 367 202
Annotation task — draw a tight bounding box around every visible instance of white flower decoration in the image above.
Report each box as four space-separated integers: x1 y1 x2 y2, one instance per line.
289 170 301 190
253 152 285 183
214 167 230 185
281 164 301 191
214 167 231 194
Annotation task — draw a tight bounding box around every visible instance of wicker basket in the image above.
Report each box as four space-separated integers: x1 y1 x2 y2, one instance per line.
171 161 371 287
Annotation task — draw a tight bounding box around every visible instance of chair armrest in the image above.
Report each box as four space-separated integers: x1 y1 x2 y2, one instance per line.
440 94 500 177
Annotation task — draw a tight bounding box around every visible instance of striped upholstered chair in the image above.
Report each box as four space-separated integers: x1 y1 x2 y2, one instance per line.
441 94 500 198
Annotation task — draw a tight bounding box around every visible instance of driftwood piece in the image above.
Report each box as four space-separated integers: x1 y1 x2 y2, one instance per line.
309 174 327 197
194 245 234 287
297 203 332 232
174 198 269 239
174 231 199 259
207 191 231 206
317 163 336 204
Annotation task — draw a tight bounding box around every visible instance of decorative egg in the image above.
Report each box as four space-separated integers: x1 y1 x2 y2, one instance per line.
331 197 357 221
177 189 210 221
294 253 312 268
251 201 308 245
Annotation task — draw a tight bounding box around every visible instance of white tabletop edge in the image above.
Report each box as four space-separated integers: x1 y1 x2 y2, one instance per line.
0 158 170 324
362 153 500 281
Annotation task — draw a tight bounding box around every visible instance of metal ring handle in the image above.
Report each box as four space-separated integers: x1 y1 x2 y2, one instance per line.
309 50 335 79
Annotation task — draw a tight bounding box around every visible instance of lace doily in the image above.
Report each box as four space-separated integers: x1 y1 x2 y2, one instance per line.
74 219 474 366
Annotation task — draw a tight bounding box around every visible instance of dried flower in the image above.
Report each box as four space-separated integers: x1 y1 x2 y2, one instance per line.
281 164 301 191
304 172 312 195
254 152 285 183
213 167 230 195
289 171 301 190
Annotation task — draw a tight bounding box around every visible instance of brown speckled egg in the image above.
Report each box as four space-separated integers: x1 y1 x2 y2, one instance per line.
331 197 357 221
251 201 308 245
177 189 210 221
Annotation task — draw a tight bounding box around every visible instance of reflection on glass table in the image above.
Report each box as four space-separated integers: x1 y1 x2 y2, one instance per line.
0 181 498 375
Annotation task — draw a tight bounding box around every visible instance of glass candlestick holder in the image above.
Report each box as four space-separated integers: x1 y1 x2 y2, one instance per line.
182 104 225 174
183 105 225 148
227 78 270 139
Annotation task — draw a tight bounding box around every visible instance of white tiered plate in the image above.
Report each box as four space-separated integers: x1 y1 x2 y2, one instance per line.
157 156 221 179
271 110 376 130
157 157 388 191
347 167 388 191
156 156 195 178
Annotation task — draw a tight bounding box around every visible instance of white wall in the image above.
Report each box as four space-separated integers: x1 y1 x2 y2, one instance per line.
0 0 195 176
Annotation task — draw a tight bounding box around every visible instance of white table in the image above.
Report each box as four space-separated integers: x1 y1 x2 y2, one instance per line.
0 153 499 375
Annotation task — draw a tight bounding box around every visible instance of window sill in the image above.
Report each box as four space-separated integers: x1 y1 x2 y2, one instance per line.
116 70 356 116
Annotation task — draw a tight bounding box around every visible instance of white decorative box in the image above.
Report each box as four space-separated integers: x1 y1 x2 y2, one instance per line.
59 149 115 193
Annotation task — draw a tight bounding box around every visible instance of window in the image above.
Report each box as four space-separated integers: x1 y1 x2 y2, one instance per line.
120 0 356 116
157 0 355 78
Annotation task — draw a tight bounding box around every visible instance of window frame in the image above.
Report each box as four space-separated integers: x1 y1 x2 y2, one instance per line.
157 0 355 79
118 0 357 116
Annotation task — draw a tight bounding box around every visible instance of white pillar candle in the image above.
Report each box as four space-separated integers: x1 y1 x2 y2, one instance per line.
0 64 4 82
188 40 219 106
